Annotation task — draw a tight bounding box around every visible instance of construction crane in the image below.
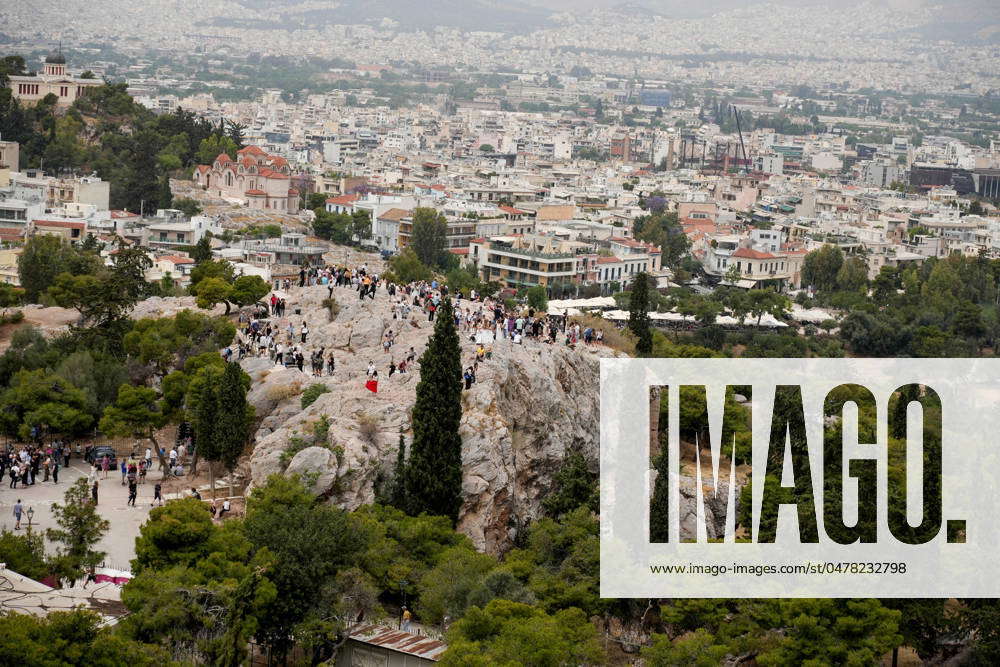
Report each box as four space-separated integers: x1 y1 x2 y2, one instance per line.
732 104 749 173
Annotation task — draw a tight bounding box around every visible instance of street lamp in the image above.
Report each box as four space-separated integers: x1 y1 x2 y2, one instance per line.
26 507 34 530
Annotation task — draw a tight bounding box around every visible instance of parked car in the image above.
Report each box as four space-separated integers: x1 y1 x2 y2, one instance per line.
85 445 118 468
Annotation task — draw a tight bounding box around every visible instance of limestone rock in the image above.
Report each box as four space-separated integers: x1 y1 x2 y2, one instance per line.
245 279 620 553
285 446 340 498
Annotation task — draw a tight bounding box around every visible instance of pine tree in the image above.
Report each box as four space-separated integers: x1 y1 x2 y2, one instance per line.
404 297 464 523
629 271 653 355
215 362 251 498
191 235 213 263
390 430 407 510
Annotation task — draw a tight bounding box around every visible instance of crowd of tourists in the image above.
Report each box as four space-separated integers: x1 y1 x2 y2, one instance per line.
219 259 609 397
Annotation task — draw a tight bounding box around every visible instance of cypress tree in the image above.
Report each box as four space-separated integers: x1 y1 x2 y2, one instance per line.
404 297 463 523
193 374 220 493
390 429 407 511
629 271 653 355
216 362 251 497
650 449 670 543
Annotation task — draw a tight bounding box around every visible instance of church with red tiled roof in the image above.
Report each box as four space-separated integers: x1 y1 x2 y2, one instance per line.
194 146 300 213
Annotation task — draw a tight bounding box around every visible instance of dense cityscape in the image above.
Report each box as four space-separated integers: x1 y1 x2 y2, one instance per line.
0 0 999 664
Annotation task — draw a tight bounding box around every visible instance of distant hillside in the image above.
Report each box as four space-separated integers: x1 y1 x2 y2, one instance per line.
229 0 553 32
224 0 998 35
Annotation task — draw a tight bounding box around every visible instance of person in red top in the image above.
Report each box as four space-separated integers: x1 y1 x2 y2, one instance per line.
365 370 379 393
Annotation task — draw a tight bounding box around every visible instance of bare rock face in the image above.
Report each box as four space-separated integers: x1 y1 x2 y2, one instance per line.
244 281 616 553
285 446 341 498
650 472 744 541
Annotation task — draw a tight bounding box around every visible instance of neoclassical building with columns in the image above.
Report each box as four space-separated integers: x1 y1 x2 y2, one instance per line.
9 50 102 108
194 145 300 213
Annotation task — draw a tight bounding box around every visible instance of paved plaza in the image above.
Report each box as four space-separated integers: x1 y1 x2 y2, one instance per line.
0 461 157 571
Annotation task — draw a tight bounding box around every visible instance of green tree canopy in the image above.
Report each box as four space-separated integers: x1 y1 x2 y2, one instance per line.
440 599 603 667
0 369 93 440
241 475 370 657
46 478 111 580
411 207 449 269
16 235 102 303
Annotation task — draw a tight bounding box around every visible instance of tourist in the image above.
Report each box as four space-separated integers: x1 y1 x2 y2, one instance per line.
92 479 99 505
12 499 22 530
152 482 163 507
402 606 412 632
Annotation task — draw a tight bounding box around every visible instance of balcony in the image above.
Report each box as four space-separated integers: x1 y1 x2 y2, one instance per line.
488 243 575 260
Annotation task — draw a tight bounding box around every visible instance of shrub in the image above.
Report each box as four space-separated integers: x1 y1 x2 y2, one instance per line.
279 416 332 469
575 313 634 354
267 381 302 403
0 310 24 325
301 383 331 409
356 412 379 446
322 297 340 322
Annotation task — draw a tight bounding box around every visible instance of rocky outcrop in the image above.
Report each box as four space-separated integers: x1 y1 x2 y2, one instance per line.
244 281 616 553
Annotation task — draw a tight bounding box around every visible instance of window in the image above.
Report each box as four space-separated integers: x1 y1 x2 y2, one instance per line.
159 232 167 242
71 228 80 238
177 233 185 243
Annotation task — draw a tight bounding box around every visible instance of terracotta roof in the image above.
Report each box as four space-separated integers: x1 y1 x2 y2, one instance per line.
34 219 86 229
288 188 299 195
470 237 487 243
110 210 138 218
326 194 360 206
196 165 210 173
158 255 195 264
378 208 410 222
258 168 289 180
245 189 266 196
450 247 469 255
215 153 233 164
597 256 622 264
500 205 527 215
732 247 776 260
237 146 266 156
610 237 647 248
269 156 288 166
